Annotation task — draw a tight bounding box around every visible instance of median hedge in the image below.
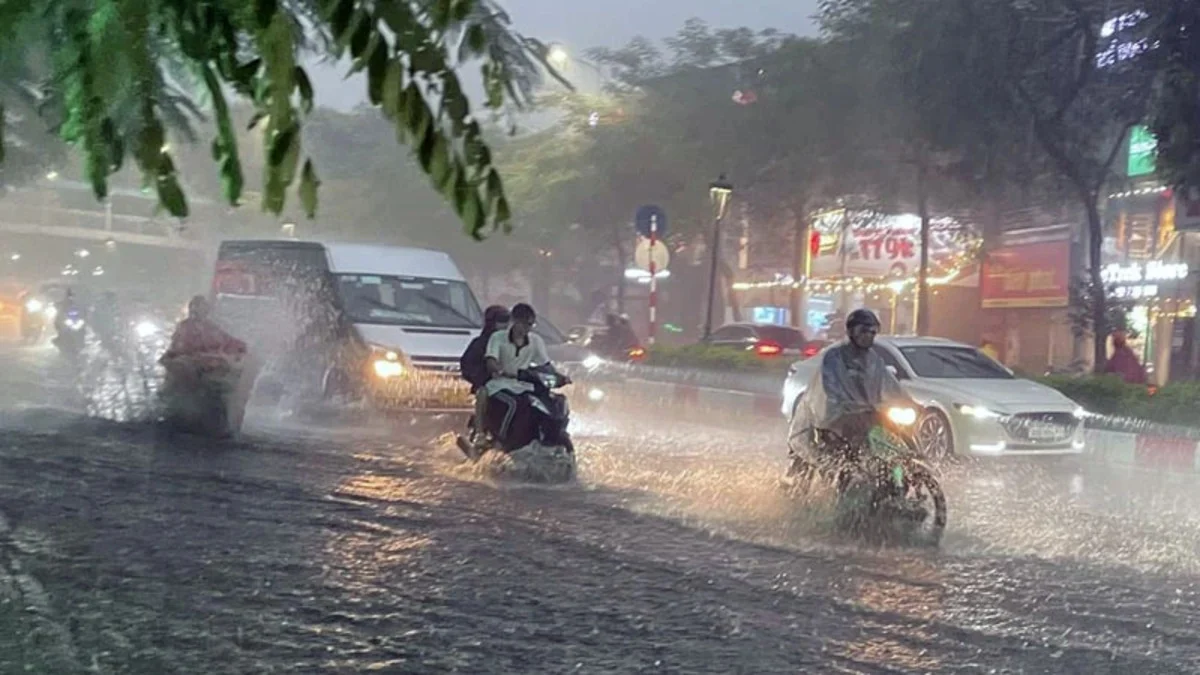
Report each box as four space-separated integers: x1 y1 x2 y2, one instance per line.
1037 374 1200 429
644 344 793 373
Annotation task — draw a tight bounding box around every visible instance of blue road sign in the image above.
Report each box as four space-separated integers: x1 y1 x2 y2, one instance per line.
634 205 668 239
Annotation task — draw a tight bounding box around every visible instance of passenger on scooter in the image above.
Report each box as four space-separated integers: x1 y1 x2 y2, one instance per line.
54 289 82 333
483 303 570 446
460 305 511 445
161 296 247 375
788 308 907 472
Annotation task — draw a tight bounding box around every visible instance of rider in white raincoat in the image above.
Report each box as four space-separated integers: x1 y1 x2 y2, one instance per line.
788 309 909 471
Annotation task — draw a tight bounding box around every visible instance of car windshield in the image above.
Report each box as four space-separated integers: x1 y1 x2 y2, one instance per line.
335 274 482 328
899 346 1014 379
754 325 805 348
534 317 567 345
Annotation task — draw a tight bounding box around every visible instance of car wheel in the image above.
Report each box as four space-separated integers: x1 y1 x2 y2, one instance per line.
915 409 954 460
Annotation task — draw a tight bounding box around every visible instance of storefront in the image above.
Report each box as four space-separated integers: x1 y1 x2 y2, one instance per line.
732 209 980 340
1099 260 1196 383
979 227 1078 373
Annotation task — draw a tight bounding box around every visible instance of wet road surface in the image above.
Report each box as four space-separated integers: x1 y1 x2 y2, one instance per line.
2 343 1200 673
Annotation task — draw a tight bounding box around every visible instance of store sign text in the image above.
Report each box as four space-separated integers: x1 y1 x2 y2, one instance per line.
1101 261 1189 300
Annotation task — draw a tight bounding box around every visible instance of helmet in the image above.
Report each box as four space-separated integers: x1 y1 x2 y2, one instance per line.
846 308 880 331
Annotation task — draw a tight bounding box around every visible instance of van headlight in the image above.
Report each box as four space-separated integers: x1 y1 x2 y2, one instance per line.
370 346 406 379
886 406 917 426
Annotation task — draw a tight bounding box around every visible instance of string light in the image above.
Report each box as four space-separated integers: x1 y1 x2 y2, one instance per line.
1108 185 1169 199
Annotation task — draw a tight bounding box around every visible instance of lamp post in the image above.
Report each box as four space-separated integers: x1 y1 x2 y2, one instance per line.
703 175 734 341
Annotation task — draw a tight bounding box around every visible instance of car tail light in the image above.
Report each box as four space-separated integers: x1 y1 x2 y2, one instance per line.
627 346 647 360
802 344 819 358
754 340 783 357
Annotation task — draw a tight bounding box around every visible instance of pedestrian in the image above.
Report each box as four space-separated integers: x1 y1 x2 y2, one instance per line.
1104 330 1147 385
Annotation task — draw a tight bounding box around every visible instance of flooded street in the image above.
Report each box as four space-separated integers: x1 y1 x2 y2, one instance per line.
2 343 1200 673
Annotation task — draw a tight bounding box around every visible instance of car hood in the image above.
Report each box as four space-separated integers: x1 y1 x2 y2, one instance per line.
917 377 1077 412
353 323 476 360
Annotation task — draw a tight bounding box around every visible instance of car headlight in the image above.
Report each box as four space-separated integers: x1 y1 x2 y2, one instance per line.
134 320 159 338
957 403 1001 419
582 354 605 371
886 406 917 426
587 387 606 402
1073 406 1089 419
25 299 44 313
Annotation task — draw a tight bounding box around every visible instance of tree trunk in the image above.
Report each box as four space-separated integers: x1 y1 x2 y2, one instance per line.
1086 197 1108 374
916 161 931 336
611 223 627 314
789 199 809 331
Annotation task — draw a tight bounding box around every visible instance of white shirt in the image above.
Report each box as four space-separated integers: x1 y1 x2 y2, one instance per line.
483 328 549 395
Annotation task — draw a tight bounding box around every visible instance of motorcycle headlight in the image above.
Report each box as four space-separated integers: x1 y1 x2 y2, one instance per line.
582 354 604 371
886 406 917 426
957 403 1001 420
587 387 606 402
25 299 43 313
134 320 159 338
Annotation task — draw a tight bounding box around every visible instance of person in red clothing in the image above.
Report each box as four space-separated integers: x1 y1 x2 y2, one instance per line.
161 296 246 372
1104 330 1147 385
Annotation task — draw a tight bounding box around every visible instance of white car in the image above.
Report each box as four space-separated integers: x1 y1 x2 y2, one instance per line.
781 336 1086 458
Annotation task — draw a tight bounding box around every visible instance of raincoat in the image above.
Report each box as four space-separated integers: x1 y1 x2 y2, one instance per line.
1105 345 1146 384
788 341 908 465
162 318 247 361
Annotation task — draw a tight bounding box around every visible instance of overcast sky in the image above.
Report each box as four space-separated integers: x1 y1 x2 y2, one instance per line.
308 0 822 110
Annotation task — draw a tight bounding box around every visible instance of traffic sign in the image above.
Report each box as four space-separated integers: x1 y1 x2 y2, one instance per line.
634 238 670 271
634 205 668 239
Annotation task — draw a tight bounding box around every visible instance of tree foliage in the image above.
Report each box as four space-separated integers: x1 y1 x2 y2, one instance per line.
0 0 559 238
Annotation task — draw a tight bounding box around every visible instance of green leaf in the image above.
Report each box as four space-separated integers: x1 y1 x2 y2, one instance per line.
348 11 371 58
429 136 451 188
294 66 315 114
254 0 278 31
0 102 5 165
268 123 302 186
494 196 512 227
330 0 355 43
463 24 487 58
382 61 404 119
366 41 389 105
451 0 473 22
299 159 320 218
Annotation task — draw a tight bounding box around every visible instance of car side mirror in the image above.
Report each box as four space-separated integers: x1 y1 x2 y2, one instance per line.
885 365 898 376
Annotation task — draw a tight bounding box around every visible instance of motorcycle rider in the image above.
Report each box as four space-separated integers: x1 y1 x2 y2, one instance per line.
161 295 247 370
481 303 569 450
459 305 511 451
787 308 908 475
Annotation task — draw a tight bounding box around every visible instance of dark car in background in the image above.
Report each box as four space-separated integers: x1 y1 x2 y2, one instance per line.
702 322 821 360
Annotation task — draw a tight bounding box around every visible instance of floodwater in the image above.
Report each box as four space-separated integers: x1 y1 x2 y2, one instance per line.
2 342 1200 673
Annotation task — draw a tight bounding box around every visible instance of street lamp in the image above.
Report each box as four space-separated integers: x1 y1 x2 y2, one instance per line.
703 175 734 341
546 43 569 71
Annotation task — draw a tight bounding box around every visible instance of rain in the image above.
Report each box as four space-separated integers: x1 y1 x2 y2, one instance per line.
2 0 1200 673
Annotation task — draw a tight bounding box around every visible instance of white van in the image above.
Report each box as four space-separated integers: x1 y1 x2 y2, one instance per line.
211 240 482 411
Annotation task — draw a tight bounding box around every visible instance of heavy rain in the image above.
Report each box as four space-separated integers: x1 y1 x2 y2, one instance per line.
2 0 1200 673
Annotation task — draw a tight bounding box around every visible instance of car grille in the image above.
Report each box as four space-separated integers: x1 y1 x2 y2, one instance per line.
1001 412 1079 443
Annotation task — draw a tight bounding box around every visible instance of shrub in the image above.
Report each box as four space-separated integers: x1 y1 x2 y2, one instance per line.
644 344 794 373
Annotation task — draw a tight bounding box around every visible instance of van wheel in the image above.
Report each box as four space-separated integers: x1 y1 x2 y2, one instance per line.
322 366 358 401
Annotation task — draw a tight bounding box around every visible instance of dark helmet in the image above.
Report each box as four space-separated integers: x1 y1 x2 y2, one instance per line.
483 305 510 328
846 308 881 331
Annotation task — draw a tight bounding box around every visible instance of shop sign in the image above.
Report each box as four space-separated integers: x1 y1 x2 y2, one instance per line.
1127 125 1157 177
1101 261 1189 300
981 240 1071 309
810 212 963 279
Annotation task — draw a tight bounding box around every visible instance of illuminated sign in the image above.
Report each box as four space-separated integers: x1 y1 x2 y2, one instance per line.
1127 125 1157 177
1096 9 1151 69
1101 261 1189 300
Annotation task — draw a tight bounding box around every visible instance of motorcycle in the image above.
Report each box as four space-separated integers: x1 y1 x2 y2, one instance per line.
786 406 947 547
456 366 577 483
53 309 87 356
20 297 51 344
159 353 258 438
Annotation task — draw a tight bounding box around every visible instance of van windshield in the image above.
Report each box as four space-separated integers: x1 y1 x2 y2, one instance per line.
335 274 482 328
